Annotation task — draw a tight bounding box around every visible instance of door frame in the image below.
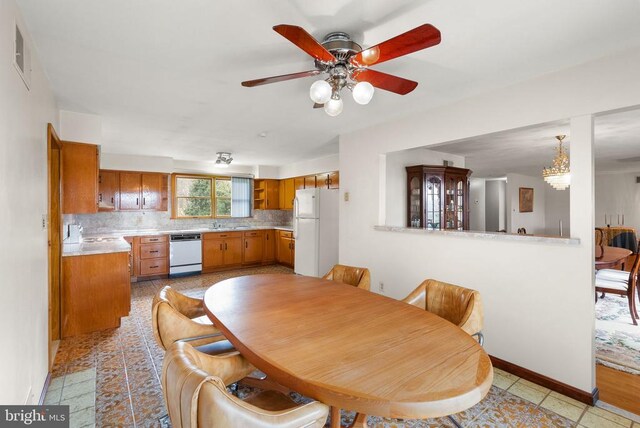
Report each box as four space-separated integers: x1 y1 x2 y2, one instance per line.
47 123 62 369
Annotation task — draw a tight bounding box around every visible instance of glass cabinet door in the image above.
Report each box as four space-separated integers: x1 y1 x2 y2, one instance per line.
409 176 422 228
425 176 441 230
456 179 465 230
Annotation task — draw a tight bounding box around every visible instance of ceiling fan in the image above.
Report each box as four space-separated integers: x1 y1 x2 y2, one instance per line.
241 24 441 116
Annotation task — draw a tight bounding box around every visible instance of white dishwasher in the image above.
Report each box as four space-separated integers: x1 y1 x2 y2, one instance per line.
169 233 202 277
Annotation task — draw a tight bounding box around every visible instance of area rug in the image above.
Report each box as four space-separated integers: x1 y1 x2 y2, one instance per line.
595 294 640 375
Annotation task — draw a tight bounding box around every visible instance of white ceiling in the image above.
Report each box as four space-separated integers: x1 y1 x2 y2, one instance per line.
430 108 640 177
16 0 640 167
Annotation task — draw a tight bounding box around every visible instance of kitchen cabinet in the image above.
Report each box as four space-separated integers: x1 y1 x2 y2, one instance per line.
203 232 242 271
98 170 118 211
279 178 295 210
124 236 134 278
328 171 339 189
120 172 143 210
61 251 130 337
243 230 264 264
276 230 295 268
119 172 168 211
62 141 99 214
136 235 169 277
304 175 317 189
315 172 339 189
254 179 280 210
294 177 305 191
406 165 471 231
263 229 275 262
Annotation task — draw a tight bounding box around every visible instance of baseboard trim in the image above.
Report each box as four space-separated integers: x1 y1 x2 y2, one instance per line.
38 372 52 405
490 355 599 405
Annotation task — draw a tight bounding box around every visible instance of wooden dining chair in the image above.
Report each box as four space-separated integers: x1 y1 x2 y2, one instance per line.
595 228 605 246
595 243 640 326
162 341 329 428
323 264 371 290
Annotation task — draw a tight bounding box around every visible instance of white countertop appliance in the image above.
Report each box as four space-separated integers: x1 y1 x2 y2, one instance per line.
169 233 202 277
293 188 339 277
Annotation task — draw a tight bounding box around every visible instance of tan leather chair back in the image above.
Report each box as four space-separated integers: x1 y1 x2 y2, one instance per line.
402 279 483 336
152 286 218 350
323 264 371 290
162 342 329 428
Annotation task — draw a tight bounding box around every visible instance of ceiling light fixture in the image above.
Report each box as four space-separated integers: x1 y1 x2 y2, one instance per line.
215 152 233 168
308 56 375 117
542 135 570 190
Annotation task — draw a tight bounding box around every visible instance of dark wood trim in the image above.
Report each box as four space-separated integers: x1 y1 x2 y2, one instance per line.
490 355 599 405
38 373 52 405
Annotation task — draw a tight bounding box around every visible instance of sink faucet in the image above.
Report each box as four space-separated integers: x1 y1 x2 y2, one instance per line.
212 221 220 229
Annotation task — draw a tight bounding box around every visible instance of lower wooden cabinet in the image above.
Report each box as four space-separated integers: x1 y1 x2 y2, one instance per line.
61 251 130 337
132 235 169 280
243 231 264 264
203 232 243 271
263 230 276 262
276 230 295 268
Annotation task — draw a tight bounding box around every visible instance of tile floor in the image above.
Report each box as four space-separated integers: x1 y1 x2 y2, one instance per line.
45 265 640 428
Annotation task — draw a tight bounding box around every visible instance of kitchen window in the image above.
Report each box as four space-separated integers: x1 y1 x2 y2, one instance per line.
171 174 251 218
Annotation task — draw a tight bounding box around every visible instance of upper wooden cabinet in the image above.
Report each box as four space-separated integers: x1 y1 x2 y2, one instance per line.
406 165 471 231
254 179 280 210
315 172 340 189
294 177 305 191
105 170 168 212
98 170 118 212
62 141 99 214
279 178 295 210
304 175 316 189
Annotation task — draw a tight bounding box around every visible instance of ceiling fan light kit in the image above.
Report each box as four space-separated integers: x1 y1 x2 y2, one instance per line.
242 23 441 117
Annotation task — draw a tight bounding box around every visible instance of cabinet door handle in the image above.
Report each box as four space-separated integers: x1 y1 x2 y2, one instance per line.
225 242 227 250
150 250 159 253
136 197 139 206
266 234 268 241
150 265 159 269
99 193 103 202
149 238 158 242
111 197 114 203
143 197 146 206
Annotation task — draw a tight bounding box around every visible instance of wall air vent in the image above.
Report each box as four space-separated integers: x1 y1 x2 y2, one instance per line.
14 21 31 90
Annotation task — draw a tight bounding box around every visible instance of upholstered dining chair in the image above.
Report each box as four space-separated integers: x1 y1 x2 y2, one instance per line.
322 264 371 290
402 279 484 345
595 245 640 325
162 341 329 428
152 286 230 352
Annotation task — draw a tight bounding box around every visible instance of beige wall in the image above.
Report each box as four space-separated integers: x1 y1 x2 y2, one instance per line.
0 0 58 404
339 46 640 393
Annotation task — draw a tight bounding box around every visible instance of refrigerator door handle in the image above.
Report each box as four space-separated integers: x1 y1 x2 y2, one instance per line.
293 197 299 239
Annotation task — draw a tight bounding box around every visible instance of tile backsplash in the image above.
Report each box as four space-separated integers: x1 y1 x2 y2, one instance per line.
65 209 293 234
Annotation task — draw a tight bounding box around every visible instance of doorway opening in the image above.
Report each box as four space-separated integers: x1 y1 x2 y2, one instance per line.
48 123 62 369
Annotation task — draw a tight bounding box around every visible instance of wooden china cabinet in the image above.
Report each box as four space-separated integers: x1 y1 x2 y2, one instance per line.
406 165 472 231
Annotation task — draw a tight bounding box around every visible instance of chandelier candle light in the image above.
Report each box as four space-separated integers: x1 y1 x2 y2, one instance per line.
542 135 570 190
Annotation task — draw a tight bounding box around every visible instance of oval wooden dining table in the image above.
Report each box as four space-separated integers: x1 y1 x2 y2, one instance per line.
595 245 632 270
204 274 493 426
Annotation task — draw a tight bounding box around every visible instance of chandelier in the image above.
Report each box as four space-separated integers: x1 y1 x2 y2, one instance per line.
542 135 570 190
309 65 374 117
215 152 233 168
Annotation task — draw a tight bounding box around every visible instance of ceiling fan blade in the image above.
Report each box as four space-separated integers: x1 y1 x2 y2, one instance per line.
313 103 324 109
273 25 336 63
241 70 321 87
350 24 441 67
352 69 418 95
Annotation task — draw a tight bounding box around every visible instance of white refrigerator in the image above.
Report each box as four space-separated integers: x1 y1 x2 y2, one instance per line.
294 188 339 277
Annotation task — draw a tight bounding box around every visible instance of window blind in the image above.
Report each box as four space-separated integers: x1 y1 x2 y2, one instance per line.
231 177 251 217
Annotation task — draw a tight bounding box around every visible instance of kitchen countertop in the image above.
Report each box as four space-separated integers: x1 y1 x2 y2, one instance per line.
63 225 294 257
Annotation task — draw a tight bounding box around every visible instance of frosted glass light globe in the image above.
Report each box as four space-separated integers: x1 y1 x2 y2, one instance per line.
309 80 332 104
324 98 343 117
352 81 374 105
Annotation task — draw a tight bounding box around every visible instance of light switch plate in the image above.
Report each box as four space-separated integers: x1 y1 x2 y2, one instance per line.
344 192 349 202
